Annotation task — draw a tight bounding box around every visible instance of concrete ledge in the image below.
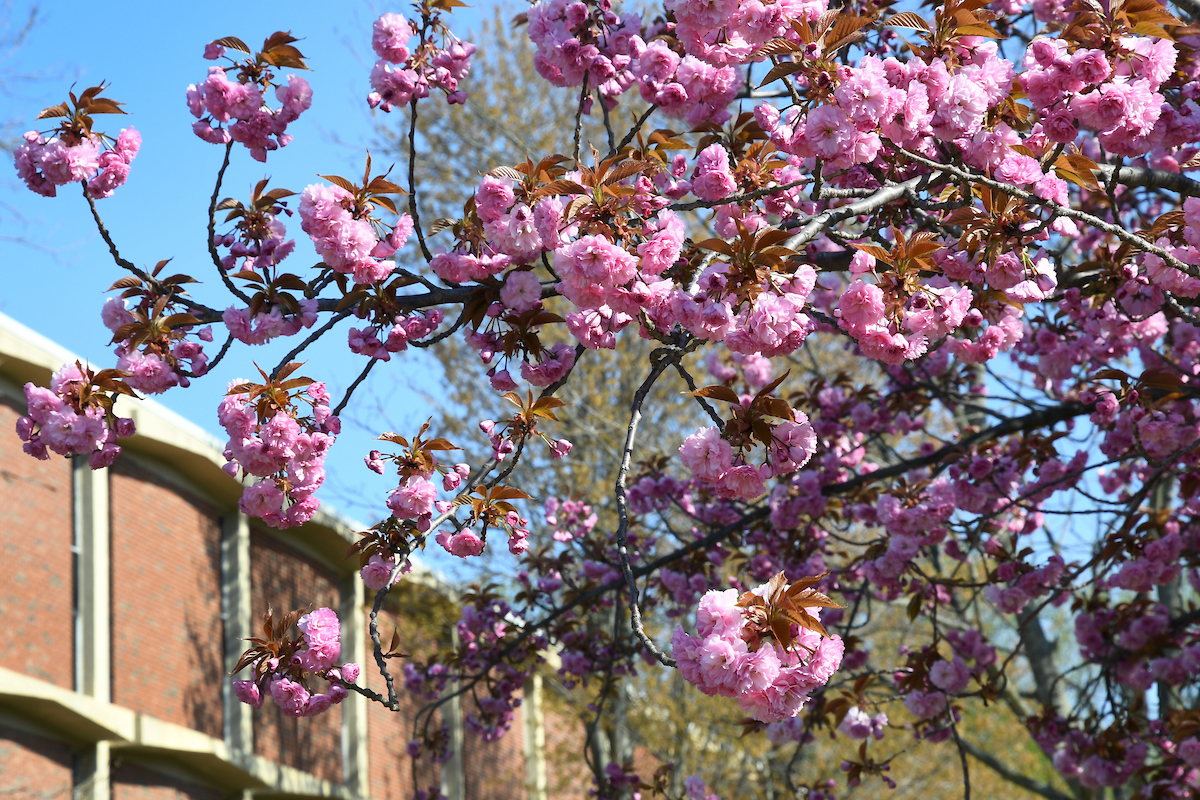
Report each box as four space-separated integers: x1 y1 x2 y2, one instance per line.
0 666 363 799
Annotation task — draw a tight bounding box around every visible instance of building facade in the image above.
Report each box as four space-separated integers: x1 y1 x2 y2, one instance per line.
0 314 550 800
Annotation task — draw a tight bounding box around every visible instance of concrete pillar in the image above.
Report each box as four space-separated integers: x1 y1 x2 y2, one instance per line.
73 740 110 800
221 512 253 758
340 574 369 797
441 627 465 800
73 457 110 703
523 673 547 800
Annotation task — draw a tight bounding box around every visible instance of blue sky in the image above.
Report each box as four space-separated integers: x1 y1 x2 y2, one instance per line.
1 0 484 524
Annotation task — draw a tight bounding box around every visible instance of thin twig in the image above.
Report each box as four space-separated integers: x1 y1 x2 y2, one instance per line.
270 310 351 379
333 358 379 417
367 559 411 710
892 143 1200 278
573 70 589 163
609 104 657 159
83 184 219 318
599 91 616 157
950 721 971 800
206 142 251 304
615 347 686 667
205 332 236 372
407 98 434 263
670 177 811 212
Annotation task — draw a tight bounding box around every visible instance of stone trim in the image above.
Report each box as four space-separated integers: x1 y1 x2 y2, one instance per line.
0 666 362 799
72 457 110 704
222 512 254 757
340 574 369 797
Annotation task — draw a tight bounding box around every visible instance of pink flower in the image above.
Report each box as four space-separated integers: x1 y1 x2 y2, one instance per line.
436 529 485 557
372 13 414 63
803 105 856 159
1179 738 1200 767
270 678 311 717
233 679 263 708
838 280 885 333
691 143 737 201
994 152 1043 186
798 634 845 685
904 689 947 720
719 464 766 500
303 693 334 717
1071 49 1111 85
500 270 542 313
387 476 437 519
299 607 340 646
696 588 742 639
929 657 972 694
735 645 782 693
679 427 734 483
697 633 747 696
361 554 401 590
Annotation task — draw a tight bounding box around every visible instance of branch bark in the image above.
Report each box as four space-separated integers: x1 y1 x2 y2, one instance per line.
959 738 1074 800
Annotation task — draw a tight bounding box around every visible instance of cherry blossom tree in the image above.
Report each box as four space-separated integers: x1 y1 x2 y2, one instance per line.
11 0 1200 797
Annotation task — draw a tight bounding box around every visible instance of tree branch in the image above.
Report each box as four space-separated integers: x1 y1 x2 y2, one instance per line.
958 738 1073 800
1094 163 1200 197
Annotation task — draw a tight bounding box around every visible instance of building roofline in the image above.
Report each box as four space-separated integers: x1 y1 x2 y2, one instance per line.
0 312 441 583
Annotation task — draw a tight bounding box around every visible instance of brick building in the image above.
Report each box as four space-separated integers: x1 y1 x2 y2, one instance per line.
0 313 552 800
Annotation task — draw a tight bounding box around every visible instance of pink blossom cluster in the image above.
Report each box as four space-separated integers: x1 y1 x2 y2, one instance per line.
298 184 413 284
1021 35 1196 158
544 496 598 542
1014 287 1168 394
1108 532 1182 592
101 297 211 394
359 552 412 591
211 208 295 274
1051 730 1148 790
434 504 532 559
837 706 888 740
224 298 318 346
479 410 573 467
522 0 765 127
981 550 1066 613
683 775 720 800
218 380 340 528
678 414 816 500
594 762 645 800
664 0 826 67
364 439 481 556
232 607 360 718
16 364 135 468
187 60 312 161
347 309 443 360
631 39 740 127
404 596 543 743
834 266 975 368
15 126 140 199
672 586 845 722
368 12 475 110
526 0 641 108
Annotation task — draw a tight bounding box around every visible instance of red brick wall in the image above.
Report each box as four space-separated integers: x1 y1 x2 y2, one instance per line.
0 397 74 688
462 701 526 800
112 761 223 800
366 592 447 800
544 702 590 800
0 722 73 800
366 606 424 799
110 458 224 739
250 528 342 784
